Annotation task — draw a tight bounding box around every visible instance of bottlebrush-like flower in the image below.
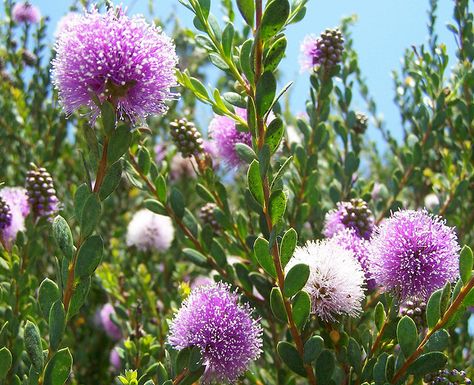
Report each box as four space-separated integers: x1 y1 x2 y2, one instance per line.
168 282 263 384
323 198 374 240
299 28 344 72
126 209 174 252
12 2 41 24
99 303 122 341
51 5 178 124
331 228 376 291
208 108 252 169
25 167 60 220
369 210 460 300
0 187 30 249
285 239 365 322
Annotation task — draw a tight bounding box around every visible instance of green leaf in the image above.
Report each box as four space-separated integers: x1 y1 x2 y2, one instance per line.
222 23 234 57
397 316 418 357
67 277 91 320
0 347 12 379
38 278 60 319
347 338 362 374
209 53 229 70
264 37 287 72
280 228 297 268
270 287 288 322
374 302 386 331
235 263 253 292
254 237 276 278
183 249 208 268
259 0 290 41
303 335 324 363
74 235 103 278
170 188 185 218
278 342 306 376
271 156 293 190
154 175 167 202
283 263 309 297
223 92 246 108
258 145 271 178
265 118 284 154
247 160 264 207
144 199 167 216
344 151 359 176
315 350 335 384
424 329 449 352
426 288 442 329
52 216 74 261
80 194 101 238
43 348 73 385
236 0 254 26
74 183 91 220
459 245 473 284
373 352 388 384
255 72 276 117
239 39 255 84
210 240 227 268
407 352 447 377
99 159 123 200
107 124 132 164
235 143 257 164
292 291 311 330
24 321 44 374
49 301 66 351
269 190 287 225
100 101 116 136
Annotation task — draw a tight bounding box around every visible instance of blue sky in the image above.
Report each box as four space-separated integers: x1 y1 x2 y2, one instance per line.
19 0 457 144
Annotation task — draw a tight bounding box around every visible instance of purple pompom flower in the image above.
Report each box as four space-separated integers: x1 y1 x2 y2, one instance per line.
323 198 374 240
208 108 252 169
54 12 80 38
285 238 365 322
12 2 41 24
51 5 178 125
369 210 460 300
168 282 263 384
126 209 174 252
109 345 121 371
331 228 376 291
0 187 30 250
100 303 122 341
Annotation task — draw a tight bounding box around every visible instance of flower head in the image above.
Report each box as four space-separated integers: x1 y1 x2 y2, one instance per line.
299 28 344 73
126 209 174 252
54 12 81 38
99 303 122 341
168 282 263 384
51 5 178 124
25 166 60 220
323 198 374 240
285 239 365 322
12 2 41 24
369 210 460 300
0 187 30 249
109 345 121 370
209 108 252 169
331 228 376 291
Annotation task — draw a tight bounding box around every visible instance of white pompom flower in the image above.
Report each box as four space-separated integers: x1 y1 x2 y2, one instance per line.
285 238 365 322
126 209 174 252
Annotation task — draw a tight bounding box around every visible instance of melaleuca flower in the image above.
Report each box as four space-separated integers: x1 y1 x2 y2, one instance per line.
25 166 60 220
168 282 263 384
54 12 80 38
51 5 178 125
285 239 365 322
170 153 197 181
109 345 121 370
424 193 440 210
12 2 41 24
323 198 374 239
331 228 376 291
369 210 460 300
299 28 344 72
0 187 30 249
126 209 174 252
99 303 122 341
154 143 167 163
208 108 252 169
352 112 369 134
